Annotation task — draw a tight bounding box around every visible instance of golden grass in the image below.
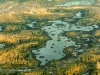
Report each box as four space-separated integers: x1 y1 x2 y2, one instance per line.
4 24 23 31
0 13 24 23
81 34 90 38
57 62 87 75
0 29 48 43
24 71 42 75
79 47 100 62
0 1 88 23
0 41 38 67
0 25 49 68
24 7 51 15
94 30 100 37
66 31 80 37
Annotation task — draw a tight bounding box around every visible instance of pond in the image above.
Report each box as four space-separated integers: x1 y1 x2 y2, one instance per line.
32 19 98 65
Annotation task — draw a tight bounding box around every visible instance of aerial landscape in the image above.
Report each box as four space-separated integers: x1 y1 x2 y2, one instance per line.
0 0 100 75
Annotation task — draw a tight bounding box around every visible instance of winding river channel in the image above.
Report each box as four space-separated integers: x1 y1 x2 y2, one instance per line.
32 19 98 65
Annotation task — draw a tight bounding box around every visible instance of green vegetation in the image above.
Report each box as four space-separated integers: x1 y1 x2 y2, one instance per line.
0 0 100 75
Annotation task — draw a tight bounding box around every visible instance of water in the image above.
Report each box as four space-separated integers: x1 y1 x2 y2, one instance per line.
55 0 95 6
0 26 2 31
32 19 98 65
0 43 5 48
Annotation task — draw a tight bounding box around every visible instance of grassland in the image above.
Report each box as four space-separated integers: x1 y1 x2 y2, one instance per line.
0 0 100 75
